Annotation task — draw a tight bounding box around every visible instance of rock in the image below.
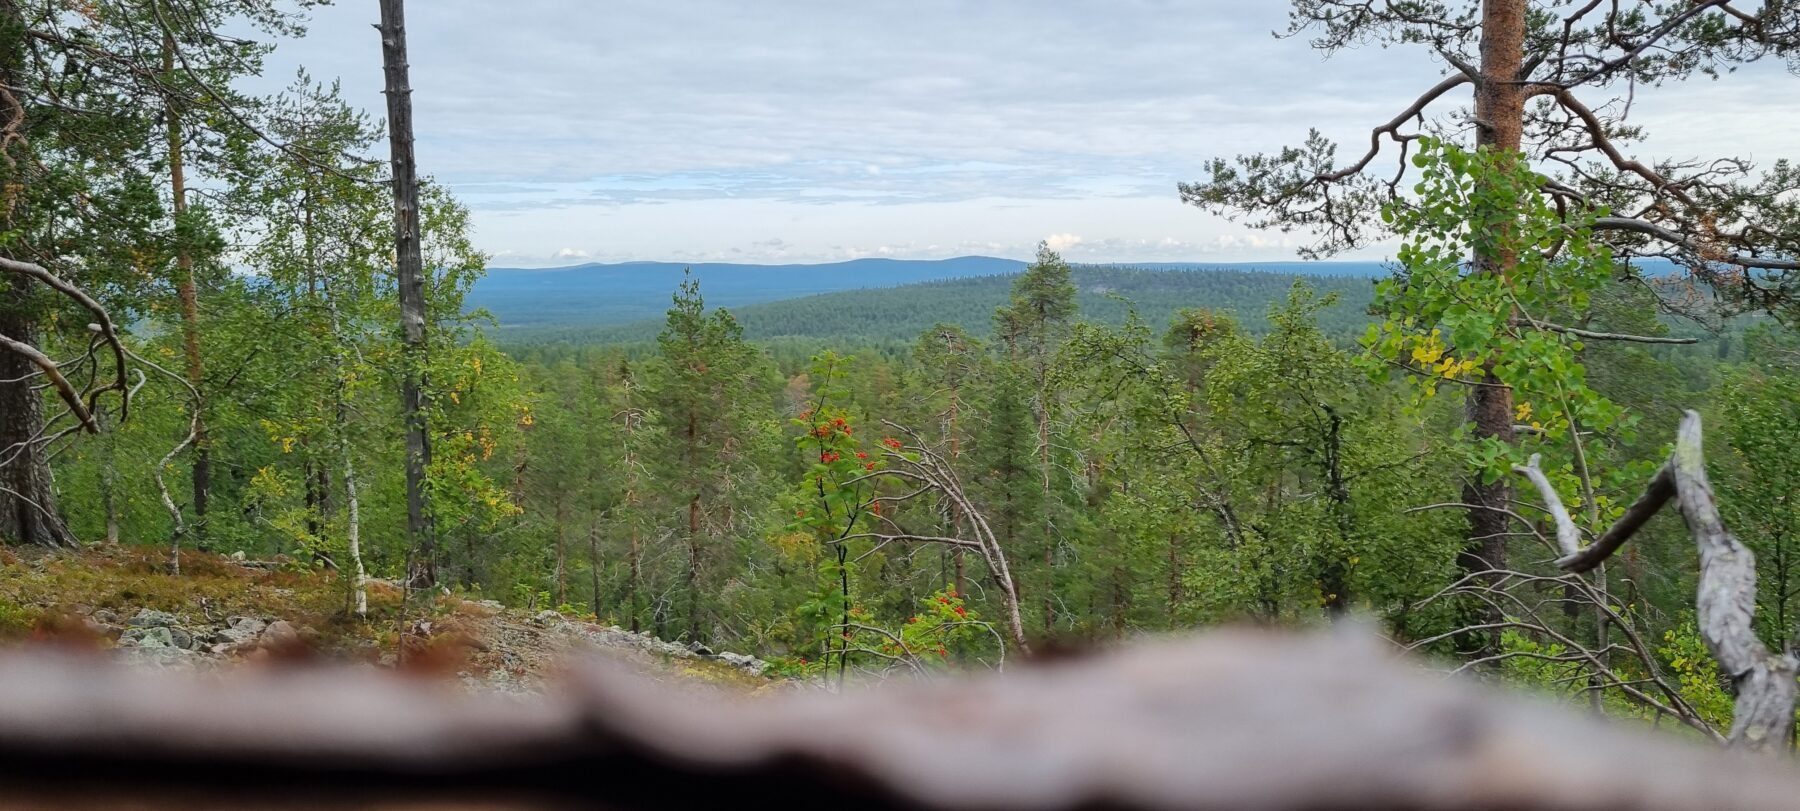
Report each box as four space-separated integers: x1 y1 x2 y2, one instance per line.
687 641 714 657
168 627 195 650
531 610 562 628
717 652 770 675
213 617 266 647
128 609 179 629
123 627 174 649
262 620 299 648
91 609 120 625
230 550 246 561
117 645 199 669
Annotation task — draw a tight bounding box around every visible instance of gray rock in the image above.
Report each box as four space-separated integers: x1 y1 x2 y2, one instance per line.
262 620 299 647
687 641 714 657
213 617 266 647
128 609 180 629
531 610 563 628
717 651 770 675
91 609 120 625
123 626 175 648
117 645 200 669
168 627 196 650
229 550 246 561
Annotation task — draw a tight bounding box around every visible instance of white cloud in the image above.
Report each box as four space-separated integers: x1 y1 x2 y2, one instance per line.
250 2 1800 265
552 247 592 259
1043 233 1083 252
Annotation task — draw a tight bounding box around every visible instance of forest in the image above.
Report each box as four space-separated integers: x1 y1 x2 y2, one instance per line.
4 0 1800 769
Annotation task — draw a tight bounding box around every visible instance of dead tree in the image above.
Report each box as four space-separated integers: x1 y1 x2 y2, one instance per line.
833 421 1031 654
1516 410 1799 752
377 0 437 590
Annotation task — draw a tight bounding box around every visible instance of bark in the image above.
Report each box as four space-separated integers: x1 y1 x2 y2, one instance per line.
685 411 701 641
0 4 70 549
622 399 642 632
378 0 436 590
1037 365 1054 632
553 497 567 609
1457 0 1527 656
343 445 367 618
163 35 208 539
948 377 965 597
587 524 602 619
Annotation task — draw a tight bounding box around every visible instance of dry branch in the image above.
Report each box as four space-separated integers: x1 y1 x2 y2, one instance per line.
0 256 130 430
1512 453 1582 559
1546 410 1797 752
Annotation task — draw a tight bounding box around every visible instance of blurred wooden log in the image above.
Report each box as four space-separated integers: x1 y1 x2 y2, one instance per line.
3 627 1800 810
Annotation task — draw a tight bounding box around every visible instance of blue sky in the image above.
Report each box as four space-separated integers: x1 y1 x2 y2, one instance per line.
255 1 1800 268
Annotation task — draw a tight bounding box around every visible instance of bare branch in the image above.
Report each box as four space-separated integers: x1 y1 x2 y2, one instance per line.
1511 454 1582 559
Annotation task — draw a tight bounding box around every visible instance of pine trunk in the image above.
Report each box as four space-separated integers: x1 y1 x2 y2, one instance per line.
164 36 209 542
1458 0 1527 655
0 277 72 548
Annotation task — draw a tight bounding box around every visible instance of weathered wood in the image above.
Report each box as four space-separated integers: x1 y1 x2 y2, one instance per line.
1512 453 1582 559
377 0 437 589
4 629 1800 809
1549 410 1797 752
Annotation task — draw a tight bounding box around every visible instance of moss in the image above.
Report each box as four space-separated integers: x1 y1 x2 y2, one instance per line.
0 547 405 652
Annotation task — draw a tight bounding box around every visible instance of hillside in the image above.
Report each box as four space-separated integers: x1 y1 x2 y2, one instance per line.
0 547 775 691
471 256 1030 327
495 265 1382 346
469 257 1391 334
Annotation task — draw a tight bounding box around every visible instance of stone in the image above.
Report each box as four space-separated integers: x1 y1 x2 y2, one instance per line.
262 620 299 648
716 652 770 675
128 609 179 629
531 610 562 628
229 551 246 561
214 617 266 647
91 609 120 625
168 627 195 650
116 645 199 669
124 627 174 649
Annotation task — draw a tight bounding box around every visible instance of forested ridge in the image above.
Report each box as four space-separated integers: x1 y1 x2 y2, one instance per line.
496 265 1388 346
7 0 1800 772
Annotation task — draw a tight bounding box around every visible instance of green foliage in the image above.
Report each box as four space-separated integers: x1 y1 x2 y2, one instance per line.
1659 619 1735 731
1366 139 1648 518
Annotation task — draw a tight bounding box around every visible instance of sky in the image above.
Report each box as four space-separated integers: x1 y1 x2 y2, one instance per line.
252 1 1800 268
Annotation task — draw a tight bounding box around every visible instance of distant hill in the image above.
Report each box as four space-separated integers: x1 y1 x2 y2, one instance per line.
470 256 1030 327
497 265 1382 346
470 256 1392 338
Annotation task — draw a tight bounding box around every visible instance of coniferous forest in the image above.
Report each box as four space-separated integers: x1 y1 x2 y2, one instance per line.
5 0 1800 777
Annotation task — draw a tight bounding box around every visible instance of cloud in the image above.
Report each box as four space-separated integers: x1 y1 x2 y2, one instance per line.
1043 233 1084 253
250 2 1800 264
553 247 592 259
